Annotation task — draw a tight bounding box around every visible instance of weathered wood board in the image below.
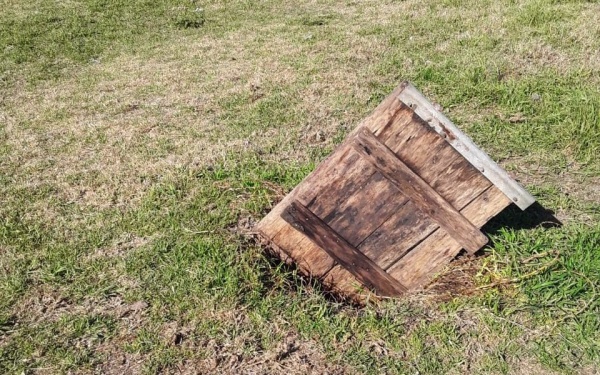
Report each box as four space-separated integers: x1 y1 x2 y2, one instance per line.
257 81 535 299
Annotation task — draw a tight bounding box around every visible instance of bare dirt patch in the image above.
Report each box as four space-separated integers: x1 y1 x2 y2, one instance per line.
12 287 149 325
88 233 151 260
184 333 350 375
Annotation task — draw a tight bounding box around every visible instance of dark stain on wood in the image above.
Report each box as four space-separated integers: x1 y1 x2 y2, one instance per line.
281 200 407 296
439 122 457 141
325 172 407 246
358 200 437 269
257 82 526 299
351 128 488 254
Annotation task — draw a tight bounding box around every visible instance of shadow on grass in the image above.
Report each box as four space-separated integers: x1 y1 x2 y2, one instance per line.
239 231 363 307
483 201 562 235
248 201 561 306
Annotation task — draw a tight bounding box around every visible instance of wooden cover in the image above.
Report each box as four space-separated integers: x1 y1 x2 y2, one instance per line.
257 82 535 298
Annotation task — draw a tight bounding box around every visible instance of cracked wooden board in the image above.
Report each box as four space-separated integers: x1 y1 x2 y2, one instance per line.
257 81 534 299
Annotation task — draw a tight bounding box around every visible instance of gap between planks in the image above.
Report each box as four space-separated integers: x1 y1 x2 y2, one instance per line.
351 127 489 254
281 200 407 297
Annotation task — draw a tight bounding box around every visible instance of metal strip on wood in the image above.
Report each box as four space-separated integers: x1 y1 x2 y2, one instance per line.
351 128 489 254
397 82 535 210
281 200 407 297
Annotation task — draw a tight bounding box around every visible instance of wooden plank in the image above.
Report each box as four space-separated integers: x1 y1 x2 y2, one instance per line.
372 103 416 140
352 127 488 254
358 159 493 270
269 151 397 280
388 229 459 289
322 266 371 301
397 83 535 210
284 94 438 293
257 81 533 298
349 81 411 137
324 172 408 246
386 185 512 289
271 226 336 277
358 200 437 269
258 143 401 282
281 200 407 297
258 146 366 280
303 154 376 218
377 106 493 209
257 144 358 241
382 110 448 170
428 156 492 209
353 100 492 269
283 152 380 277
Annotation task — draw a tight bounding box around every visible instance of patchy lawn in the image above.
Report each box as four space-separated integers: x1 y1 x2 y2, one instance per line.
0 0 599 373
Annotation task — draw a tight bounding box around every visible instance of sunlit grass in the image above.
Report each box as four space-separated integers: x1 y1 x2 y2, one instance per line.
0 0 599 373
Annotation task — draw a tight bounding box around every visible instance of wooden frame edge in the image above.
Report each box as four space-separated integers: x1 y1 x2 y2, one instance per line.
397 83 535 210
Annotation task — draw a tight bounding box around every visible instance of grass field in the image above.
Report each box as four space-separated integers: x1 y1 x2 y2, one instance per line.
1 0 599 373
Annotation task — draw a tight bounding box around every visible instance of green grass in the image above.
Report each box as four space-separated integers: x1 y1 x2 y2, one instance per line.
1 0 599 373
0 0 206 85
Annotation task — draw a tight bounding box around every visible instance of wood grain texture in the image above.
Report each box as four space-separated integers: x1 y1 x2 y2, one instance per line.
324 172 407 246
301 152 376 217
257 144 358 240
281 200 407 297
354 101 491 269
397 83 535 210
352 127 488 254
256 81 532 299
349 81 411 137
358 200 437 269
256 84 415 281
271 228 336 277
322 266 371 301
377 106 493 209
387 185 512 289
257 145 362 279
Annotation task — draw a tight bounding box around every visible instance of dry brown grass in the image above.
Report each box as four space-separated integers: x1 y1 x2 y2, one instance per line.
4 0 599 217
4 31 351 212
